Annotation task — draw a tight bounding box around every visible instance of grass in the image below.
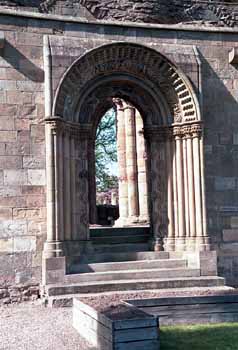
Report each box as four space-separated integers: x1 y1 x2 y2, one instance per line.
160 323 238 350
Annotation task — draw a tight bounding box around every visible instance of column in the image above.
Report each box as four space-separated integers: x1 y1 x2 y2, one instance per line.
183 134 190 244
165 130 175 250
125 103 139 222
172 138 179 240
63 130 72 240
43 119 64 258
192 124 203 246
75 131 90 240
200 136 210 248
113 99 128 226
174 127 186 250
186 128 196 248
135 110 149 223
150 133 163 250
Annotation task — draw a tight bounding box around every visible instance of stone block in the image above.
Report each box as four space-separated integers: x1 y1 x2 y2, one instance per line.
0 116 14 130
23 156 45 169
0 238 13 253
13 208 41 219
13 237 36 252
0 104 17 116
223 229 238 242
0 156 22 169
30 125 45 142
4 142 30 156
6 91 33 105
233 133 238 145
0 220 27 238
3 169 28 185
0 186 21 197
0 208 12 219
231 217 238 228
26 194 46 207
0 131 17 142
27 169 46 186
214 177 236 191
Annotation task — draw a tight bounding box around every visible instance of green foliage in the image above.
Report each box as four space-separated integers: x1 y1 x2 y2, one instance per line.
160 323 238 350
95 108 118 192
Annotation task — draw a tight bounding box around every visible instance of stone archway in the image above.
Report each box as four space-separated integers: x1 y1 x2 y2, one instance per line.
43 42 209 261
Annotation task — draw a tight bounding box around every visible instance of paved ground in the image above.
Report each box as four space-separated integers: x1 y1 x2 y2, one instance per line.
0 302 96 350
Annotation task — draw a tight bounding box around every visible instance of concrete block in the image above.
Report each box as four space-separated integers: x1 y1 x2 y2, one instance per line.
27 169 46 186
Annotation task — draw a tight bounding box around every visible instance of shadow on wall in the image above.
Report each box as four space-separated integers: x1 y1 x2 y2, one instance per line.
3 41 44 82
198 50 238 278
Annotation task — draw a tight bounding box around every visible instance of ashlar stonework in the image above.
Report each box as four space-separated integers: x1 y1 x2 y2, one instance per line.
0 3 237 301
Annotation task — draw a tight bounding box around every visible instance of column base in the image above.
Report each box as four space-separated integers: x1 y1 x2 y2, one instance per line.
43 241 64 258
164 237 175 251
175 237 186 251
150 237 164 251
196 236 212 251
114 216 141 227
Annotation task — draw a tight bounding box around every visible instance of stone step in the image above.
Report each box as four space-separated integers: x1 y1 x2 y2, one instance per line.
90 226 150 237
46 286 232 308
45 276 225 298
92 243 150 253
69 258 187 274
92 234 149 245
65 268 199 283
69 251 169 265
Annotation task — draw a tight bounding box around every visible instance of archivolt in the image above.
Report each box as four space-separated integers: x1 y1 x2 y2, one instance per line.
53 42 201 125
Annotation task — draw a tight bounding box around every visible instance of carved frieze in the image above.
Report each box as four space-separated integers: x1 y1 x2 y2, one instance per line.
1 1 238 27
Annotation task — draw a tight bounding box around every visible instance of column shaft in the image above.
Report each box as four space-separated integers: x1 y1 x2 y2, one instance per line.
175 134 186 241
125 105 139 219
172 139 179 238
193 134 203 237
116 103 128 222
135 110 149 222
183 137 190 238
64 132 72 240
166 138 174 241
187 136 196 238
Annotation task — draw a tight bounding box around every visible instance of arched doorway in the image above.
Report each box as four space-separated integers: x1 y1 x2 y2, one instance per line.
43 43 210 261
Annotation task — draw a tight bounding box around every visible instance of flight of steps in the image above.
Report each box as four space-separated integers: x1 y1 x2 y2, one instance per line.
43 227 225 306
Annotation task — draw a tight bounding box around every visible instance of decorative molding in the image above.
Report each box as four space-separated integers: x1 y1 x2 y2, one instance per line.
54 43 198 125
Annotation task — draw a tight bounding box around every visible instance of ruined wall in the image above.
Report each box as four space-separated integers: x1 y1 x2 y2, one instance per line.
0 10 238 295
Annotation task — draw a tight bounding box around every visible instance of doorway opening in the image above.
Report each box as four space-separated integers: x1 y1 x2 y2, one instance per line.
94 99 149 227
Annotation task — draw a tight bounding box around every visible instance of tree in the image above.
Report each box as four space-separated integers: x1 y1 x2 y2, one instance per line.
95 108 118 192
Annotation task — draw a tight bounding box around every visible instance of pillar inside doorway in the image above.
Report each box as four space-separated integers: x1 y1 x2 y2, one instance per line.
113 98 149 226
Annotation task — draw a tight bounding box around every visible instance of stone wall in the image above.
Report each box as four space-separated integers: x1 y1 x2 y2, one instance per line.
0 11 237 288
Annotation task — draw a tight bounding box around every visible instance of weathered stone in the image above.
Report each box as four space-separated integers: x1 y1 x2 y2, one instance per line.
214 177 236 191
27 169 46 186
3 169 28 185
223 229 238 242
14 237 36 252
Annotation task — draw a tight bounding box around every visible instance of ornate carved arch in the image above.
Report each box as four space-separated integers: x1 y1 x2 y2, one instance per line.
53 42 201 125
43 42 210 263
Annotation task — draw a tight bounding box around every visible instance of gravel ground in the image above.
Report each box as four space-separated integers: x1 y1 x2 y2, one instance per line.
0 302 96 350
